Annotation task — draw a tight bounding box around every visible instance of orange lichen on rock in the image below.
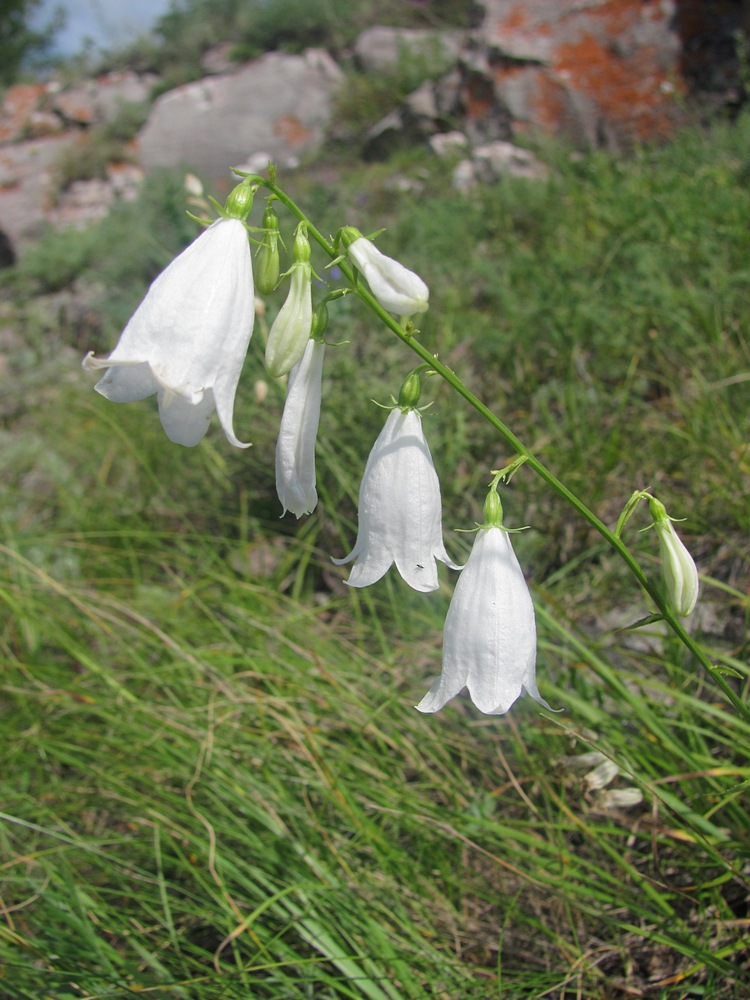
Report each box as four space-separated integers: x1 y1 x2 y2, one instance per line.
500 4 527 32
0 84 48 144
480 0 686 145
273 114 314 146
527 72 570 132
554 32 680 142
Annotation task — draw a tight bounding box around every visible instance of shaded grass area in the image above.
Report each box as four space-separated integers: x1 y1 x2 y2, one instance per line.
2 501 749 997
1 115 750 997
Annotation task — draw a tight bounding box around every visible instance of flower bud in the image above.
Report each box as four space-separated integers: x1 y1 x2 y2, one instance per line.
347 235 429 316
310 302 328 340
397 370 422 409
265 223 313 377
223 180 255 222
255 202 281 295
649 497 699 617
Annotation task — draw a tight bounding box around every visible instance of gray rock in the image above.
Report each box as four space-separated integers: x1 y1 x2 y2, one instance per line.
201 43 238 76
362 57 514 161
354 26 467 74
0 134 78 246
50 72 157 126
46 163 143 231
473 140 549 181
428 131 469 157
137 50 343 185
452 140 549 192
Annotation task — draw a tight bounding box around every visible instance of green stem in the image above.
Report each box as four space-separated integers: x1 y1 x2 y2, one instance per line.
253 175 748 720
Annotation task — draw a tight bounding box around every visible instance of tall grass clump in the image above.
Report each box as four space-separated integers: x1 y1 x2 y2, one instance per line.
1 111 749 998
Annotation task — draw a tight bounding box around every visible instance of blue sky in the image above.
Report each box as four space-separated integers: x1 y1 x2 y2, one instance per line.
33 0 174 55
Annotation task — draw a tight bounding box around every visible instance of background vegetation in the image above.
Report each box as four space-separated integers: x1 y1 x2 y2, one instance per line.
1 2 749 997
0 0 64 85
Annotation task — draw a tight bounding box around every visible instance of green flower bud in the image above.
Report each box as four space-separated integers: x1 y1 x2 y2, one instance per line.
291 222 311 264
255 203 280 295
223 180 254 222
311 302 328 340
397 370 422 409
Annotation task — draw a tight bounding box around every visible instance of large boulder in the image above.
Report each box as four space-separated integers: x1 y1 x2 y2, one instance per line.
361 1 747 155
137 50 344 187
469 0 685 148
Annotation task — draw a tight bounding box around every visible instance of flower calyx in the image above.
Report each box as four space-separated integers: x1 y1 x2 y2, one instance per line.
221 178 257 223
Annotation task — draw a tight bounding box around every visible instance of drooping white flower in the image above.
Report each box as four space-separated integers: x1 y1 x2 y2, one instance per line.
265 223 313 378
83 216 254 447
417 509 551 715
347 235 429 316
275 338 325 518
649 497 699 617
333 406 459 592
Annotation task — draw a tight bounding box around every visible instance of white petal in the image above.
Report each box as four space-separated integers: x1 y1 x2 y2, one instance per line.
158 387 215 447
275 339 324 517
417 527 550 715
83 218 255 447
348 238 429 315
83 354 158 402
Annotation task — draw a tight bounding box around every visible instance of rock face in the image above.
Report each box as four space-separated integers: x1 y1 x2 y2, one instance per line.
468 0 683 147
362 1 747 157
0 72 156 144
0 72 155 249
466 0 747 147
138 50 343 186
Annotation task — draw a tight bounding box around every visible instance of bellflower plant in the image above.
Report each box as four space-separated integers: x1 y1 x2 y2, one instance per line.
275 331 326 518
649 497 700 617
265 223 313 378
78 163 747 728
417 487 551 715
342 228 429 317
333 371 459 592
83 180 256 448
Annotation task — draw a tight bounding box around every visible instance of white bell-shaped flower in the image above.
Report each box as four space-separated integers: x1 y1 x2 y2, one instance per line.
275 338 325 518
417 492 551 715
333 404 459 592
347 235 429 316
83 215 254 448
649 497 699 617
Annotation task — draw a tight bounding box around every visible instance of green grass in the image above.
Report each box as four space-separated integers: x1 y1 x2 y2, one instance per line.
1 113 749 997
